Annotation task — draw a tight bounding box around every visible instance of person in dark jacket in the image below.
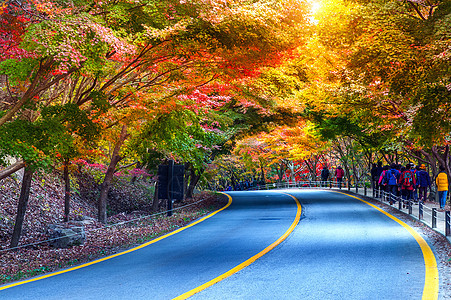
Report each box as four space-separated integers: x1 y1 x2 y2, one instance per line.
321 165 330 187
417 164 431 203
385 163 401 205
413 165 420 202
371 163 378 189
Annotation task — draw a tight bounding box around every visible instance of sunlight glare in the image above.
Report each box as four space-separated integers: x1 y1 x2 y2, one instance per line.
310 1 321 15
308 0 322 24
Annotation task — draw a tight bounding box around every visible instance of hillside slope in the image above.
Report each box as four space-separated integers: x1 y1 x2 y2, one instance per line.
0 170 227 284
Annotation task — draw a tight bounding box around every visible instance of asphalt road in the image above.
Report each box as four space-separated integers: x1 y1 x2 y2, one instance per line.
0 190 439 299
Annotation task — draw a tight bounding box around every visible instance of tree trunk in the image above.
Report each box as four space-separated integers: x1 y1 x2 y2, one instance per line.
10 167 34 249
186 168 202 199
277 163 284 183
287 160 295 183
259 160 266 183
431 145 451 191
152 181 160 211
63 159 70 222
98 125 128 223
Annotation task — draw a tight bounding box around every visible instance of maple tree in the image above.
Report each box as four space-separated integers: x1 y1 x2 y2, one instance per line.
0 0 312 244
258 121 328 181
224 0 451 188
2 0 451 249
275 0 451 180
203 154 251 190
235 137 271 183
0 103 99 247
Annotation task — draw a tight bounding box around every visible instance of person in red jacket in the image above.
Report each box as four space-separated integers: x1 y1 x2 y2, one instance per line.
335 166 345 189
399 163 416 206
378 165 390 194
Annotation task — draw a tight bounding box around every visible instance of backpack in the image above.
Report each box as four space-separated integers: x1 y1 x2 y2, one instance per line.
403 171 413 187
386 169 398 185
418 170 430 187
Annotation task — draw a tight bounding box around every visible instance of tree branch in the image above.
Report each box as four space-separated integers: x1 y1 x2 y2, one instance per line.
114 161 138 173
407 1 426 20
0 161 26 180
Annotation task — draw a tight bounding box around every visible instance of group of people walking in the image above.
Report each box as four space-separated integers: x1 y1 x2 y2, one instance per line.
372 162 449 210
320 165 345 188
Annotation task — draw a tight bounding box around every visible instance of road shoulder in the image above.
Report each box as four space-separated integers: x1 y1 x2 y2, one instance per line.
340 190 451 299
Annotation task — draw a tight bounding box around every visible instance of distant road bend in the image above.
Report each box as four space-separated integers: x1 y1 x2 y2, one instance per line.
0 190 439 299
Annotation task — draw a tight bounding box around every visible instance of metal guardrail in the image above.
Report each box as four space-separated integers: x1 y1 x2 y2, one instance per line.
248 180 367 192
246 180 451 237
375 189 450 237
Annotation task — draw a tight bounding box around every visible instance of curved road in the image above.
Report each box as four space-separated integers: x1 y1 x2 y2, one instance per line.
0 190 439 299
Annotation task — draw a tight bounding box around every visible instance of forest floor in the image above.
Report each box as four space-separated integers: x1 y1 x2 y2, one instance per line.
0 170 228 285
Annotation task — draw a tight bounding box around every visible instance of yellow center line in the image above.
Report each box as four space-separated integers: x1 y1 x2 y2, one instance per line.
0 194 233 291
173 192 302 300
333 191 439 300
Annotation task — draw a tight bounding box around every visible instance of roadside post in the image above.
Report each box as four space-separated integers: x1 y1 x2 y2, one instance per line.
419 202 423 220
446 211 450 236
432 208 437 229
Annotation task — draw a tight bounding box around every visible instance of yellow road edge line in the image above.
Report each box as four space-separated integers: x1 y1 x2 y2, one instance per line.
333 191 439 300
173 192 302 300
0 194 233 291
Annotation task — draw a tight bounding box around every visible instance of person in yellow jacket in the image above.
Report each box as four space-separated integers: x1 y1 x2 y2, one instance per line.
435 165 449 209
